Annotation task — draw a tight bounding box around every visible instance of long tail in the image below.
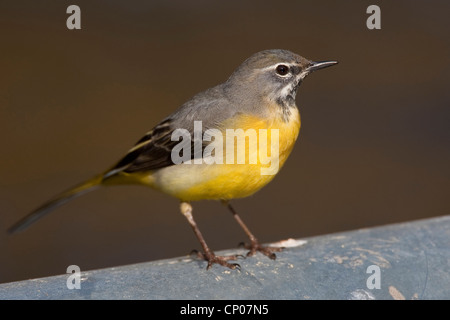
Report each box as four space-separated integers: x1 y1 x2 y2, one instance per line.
8 175 104 234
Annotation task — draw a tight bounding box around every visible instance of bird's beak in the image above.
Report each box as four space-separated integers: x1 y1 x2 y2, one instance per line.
307 60 338 73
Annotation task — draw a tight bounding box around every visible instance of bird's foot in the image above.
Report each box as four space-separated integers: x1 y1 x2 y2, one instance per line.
191 250 242 270
239 241 284 260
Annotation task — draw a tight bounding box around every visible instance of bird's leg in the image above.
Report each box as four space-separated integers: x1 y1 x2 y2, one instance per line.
223 201 284 259
180 202 240 270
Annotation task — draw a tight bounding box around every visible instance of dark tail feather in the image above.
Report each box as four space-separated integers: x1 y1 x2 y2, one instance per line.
8 175 103 234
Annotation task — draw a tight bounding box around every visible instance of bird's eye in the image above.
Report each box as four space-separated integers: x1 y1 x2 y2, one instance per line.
276 64 289 76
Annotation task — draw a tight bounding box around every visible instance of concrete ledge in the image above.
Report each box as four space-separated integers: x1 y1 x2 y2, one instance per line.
1 215 449 300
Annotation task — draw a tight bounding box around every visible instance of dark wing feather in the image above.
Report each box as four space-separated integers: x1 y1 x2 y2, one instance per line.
106 84 237 176
107 118 199 174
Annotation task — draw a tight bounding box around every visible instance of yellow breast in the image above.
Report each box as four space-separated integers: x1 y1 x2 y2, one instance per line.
145 106 301 201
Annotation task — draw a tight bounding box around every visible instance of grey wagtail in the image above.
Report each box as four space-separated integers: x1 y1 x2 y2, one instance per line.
9 49 337 270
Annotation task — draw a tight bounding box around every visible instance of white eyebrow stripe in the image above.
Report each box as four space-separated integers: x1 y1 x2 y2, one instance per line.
258 63 296 72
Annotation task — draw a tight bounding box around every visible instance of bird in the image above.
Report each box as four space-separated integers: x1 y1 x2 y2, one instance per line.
8 49 337 270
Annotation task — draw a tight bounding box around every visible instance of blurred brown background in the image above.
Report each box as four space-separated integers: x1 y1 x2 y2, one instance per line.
0 0 449 284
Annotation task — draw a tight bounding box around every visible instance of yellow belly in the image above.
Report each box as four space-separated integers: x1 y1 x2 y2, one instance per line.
128 107 301 201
